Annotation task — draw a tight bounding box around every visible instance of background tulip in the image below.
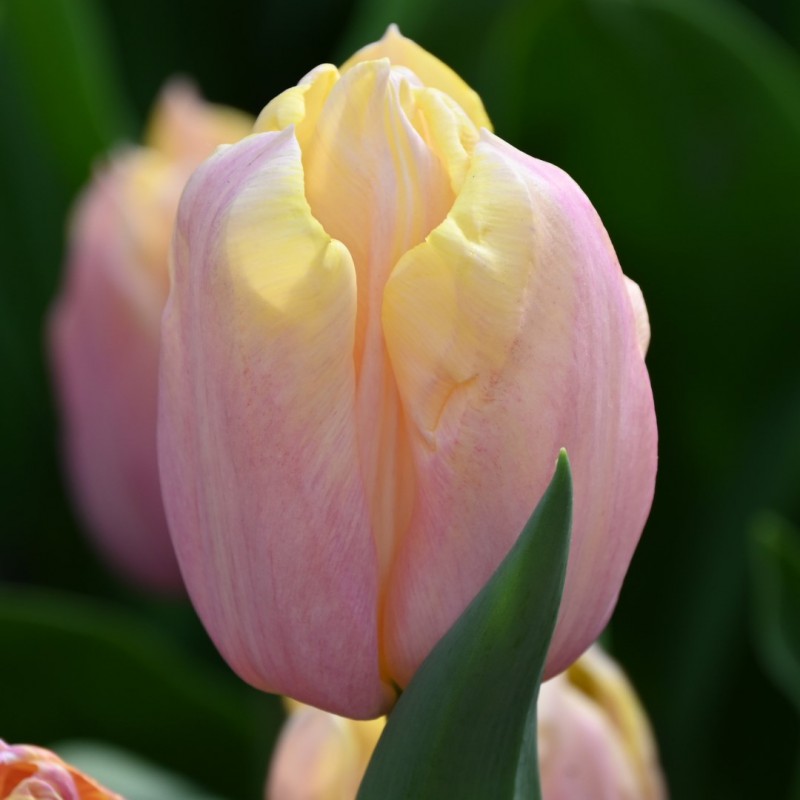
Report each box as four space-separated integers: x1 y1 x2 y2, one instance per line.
266 647 665 800
267 700 385 800
538 646 666 800
48 82 252 592
159 26 656 716
0 740 124 800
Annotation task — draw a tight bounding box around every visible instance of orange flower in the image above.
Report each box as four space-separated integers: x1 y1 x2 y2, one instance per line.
0 741 124 800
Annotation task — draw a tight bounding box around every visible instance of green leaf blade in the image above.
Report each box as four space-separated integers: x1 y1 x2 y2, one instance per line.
749 513 800 712
358 451 573 800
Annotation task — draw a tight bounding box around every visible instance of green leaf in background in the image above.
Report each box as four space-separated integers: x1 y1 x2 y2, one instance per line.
0 587 282 800
750 514 800 712
0 0 135 187
357 452 572 800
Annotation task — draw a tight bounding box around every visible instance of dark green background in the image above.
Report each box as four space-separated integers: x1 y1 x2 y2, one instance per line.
1 0 799 797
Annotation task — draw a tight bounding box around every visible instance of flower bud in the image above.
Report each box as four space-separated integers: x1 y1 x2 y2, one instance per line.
538 646 666 799
159 26 656 714
0 741 123 799
266 648 665 800
48 81 252 591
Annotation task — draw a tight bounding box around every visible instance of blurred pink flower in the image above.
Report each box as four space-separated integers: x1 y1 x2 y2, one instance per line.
267 700 385 800
538 646 666 800
48 81 252 592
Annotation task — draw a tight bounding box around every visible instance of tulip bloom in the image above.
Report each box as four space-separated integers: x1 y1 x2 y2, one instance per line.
0 741 123 800
48 82 252 591
265 648 665 800
159 26 656 715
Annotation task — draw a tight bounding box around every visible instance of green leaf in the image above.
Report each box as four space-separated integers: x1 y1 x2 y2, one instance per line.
0 587 281 800
0 0 136 187
357 451 572 800
749 514 800 711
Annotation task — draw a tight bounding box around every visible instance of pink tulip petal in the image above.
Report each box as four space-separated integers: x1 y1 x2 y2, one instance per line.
47 85 253 594
159 129 393 717
382 130 656 687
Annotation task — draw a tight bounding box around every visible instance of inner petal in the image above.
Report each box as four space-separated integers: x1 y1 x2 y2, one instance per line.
301 59 456 578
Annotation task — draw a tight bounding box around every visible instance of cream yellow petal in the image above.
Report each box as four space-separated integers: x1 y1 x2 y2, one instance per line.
302 59 454 293
225 131 355 316
299 58 456 578
383 133 532 447
254 63 339 153
409 87 481 193
342 25 491 131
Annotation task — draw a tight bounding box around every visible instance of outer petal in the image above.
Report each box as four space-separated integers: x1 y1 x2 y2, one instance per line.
382 130 657 687
159 130 392 717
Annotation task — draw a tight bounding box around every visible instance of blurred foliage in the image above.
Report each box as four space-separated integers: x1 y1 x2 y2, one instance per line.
1 0 799 797
0 586 280 799
751 515 800 712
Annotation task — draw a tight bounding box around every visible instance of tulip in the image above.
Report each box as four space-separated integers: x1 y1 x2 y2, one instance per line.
265 647 665 800
0 741 124 800
48 81 252 591
159 25 656 715
267 700 385 800
537 646 667 799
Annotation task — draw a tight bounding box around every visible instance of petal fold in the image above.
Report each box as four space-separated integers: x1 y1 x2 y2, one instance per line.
381 131 657 687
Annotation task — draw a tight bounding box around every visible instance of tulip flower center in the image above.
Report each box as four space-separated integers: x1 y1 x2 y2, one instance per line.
256 57 483 585
301 61 466 580
252 47 489 683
